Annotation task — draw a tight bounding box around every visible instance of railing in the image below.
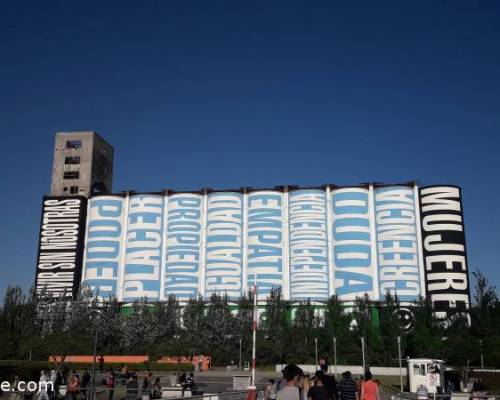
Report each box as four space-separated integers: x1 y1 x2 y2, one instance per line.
389 393 500 400
158 390 249 400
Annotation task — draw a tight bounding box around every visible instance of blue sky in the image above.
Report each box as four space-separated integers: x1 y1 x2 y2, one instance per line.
1 1 499 300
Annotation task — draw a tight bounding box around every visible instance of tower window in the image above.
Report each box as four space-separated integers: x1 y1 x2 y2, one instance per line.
69 186 79 194
65 156 80 165
66 140 82 149
63 171 79 180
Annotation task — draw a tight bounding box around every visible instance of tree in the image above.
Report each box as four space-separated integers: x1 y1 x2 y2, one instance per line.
443 313 477 385
98 296 123 354
261 287 290 364
203 293 237 364
352 294 382 367
378 291 402 366
322 295 352 363
181 295 206 356
154 295 181 341
2 273 500 369
471 269 499 337
234 292 254 366
290 299 317 363
119 300 157 352
405 297 444 359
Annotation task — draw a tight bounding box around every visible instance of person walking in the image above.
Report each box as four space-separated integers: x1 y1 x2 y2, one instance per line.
338 371 358 400
38 370 50 400
62 366 69 386
99 356 105 373
360 372 379 400
67 372 80 400
142 372 153 399
319 359 338 400
178 372 186 386
308 372 329 400
50 370 58 399
184 373 198 395
11 375 21 400
416 384 428 400
300 375 311 400
265 379 277 400
152 377 161 399
106 371 116 400
276 370 287 392
81 369 91 400
126 375 139 400
276 364 303 400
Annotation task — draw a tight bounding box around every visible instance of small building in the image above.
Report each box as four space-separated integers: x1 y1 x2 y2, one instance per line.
50 131 113 197
407 358 444 393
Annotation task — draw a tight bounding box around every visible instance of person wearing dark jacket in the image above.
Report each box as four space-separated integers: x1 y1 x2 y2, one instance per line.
81 369 91 400
308 371 329 400
338 371 358 400
319 359 338 400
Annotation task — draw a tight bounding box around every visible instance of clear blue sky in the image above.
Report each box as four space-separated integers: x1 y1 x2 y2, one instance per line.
1 1 499 300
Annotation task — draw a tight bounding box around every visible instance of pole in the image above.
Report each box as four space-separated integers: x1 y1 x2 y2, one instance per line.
333 337 337 375
251 279 257 388
397 336 403 394
315 338 318 371
239 338 242 370
90 312 100 400
479 340 484 369
246 278 258 400
361 337 366 373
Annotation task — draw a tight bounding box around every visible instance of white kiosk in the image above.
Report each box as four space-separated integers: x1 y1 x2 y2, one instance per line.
407 358 445 394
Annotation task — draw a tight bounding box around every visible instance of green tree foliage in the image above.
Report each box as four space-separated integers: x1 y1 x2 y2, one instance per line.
322 295 353 364
260 287 290 365
232 292 254 366
1 271 499 369
289 299 318 363
180 295 206 356
404 298 445 360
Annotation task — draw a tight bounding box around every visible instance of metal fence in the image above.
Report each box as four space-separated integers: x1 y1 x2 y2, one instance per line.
0 387 250 400
153 390 249 400
389 393 500 400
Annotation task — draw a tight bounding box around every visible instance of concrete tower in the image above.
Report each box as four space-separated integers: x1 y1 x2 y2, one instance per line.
50 131 114 197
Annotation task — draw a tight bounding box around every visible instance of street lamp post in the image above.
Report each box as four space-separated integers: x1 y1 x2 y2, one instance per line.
90 311 101 400
479 340 484 369
250 279 257 388
361 337 366 373
397 336 403 394
246 279 258 400
314 338 318 371
239 338 242 370
333 337 337 375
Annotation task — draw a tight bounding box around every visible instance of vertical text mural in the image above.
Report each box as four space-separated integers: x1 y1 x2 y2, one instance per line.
164 193 203 300
288 189 329 300
247 191 283 298
419 186 470 317
71 184 468 307
122 195 163 302
331 188 377 300
374 186 422 301
205 192 243 298
35 196 87 299
83 196 125 299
